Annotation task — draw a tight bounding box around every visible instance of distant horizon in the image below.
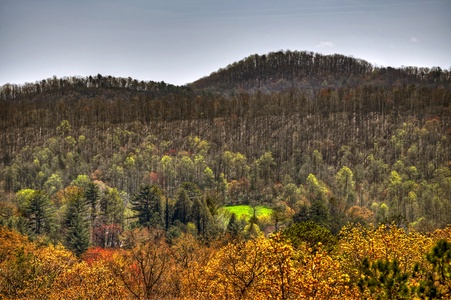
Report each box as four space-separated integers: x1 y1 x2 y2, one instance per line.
1 49 449 87
1 0 450 87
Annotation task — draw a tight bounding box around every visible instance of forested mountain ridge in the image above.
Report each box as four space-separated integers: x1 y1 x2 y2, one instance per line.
190 50 451 94
0 50 450 230
1 50 451 299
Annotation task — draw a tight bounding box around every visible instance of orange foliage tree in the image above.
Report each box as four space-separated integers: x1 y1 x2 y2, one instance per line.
0 227 76 299
109 228 176 299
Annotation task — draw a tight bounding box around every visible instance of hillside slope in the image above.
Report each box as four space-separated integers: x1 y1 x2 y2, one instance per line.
190 50 450 94
1 51 451 233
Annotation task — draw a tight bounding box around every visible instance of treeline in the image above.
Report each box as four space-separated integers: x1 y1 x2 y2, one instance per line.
2 78 450 149
191 50 450 93
0 73 191 100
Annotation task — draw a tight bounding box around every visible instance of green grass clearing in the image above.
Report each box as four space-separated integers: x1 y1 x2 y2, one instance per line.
221 205 273 221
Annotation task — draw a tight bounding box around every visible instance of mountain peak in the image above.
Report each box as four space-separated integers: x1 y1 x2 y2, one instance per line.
190 50 449 93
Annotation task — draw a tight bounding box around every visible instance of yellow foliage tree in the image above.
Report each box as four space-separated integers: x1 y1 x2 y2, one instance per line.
109 228 176 299
196 234 358 300
170 233 215 299
339 223 435 299
197 237 269 299
0 227 76 299
49 260 126 300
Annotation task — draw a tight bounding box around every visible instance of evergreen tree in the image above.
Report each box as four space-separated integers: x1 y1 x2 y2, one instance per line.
282 221 337 252
131 184 164 228
173 189 192 224
180 182 201 201
85 181 100 225
64 187 90 256
310 200 331 229
358 258 410 299
293 204 310 223
21 190 54 236
414 239 451 298
191 197 211 236
226 212 242 238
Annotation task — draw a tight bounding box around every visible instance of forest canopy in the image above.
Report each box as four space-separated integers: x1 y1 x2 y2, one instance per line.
0 50 450 299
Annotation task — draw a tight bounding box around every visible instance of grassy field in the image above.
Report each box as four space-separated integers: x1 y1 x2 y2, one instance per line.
221 205 273 221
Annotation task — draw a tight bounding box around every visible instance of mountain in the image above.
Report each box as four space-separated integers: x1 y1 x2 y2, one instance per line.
0 50 450 233
190 50 450 94
1 50 451 299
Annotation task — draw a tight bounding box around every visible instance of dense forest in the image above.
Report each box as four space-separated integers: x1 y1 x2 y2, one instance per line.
1 50 450 299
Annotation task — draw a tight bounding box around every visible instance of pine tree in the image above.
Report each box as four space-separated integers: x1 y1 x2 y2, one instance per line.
173 189 192 224
21 190 54 236
358 258 410 299
226 213 242 238
191 197 212 236
64 187 90 256
310 200 331 229
282 221 337 252
131 184 164 228
415 239 451 298
85 181 100 225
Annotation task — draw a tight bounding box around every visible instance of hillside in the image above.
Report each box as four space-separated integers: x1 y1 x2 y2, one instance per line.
0 50 450 241
1 50 451 299
190 50 450 94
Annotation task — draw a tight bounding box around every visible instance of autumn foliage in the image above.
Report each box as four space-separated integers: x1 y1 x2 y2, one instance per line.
1 224 450 299
0 51 450 299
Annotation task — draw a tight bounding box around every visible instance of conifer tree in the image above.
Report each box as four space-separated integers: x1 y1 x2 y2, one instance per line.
173 189 192 224
64 187 90 256
131 184 164 228
85 181 100 225
20 190 54 236
227 212 241 238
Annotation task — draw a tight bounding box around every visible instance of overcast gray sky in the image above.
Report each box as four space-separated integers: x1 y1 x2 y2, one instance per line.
1 0 450 86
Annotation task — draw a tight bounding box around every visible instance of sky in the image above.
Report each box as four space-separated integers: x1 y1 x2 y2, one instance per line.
0 0 450 86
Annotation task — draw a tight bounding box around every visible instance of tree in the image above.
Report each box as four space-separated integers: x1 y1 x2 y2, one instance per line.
160 155 176 194
50 259 126 299
335 166 356 207
226 212 244 239
310 200 331 229
270 203 291 232
17 189 54 236
414 239 451 298
170 232 212 298
85 181 100 226
94 187 124 248
99 187 124 226
43 173 63 196
257 151 275 184
388 170 403 217
191 197 211 236
131 184 164 228
198 238 269 299
173 189 192 225
64 186 90 257
282 221 337 252
56 120 71 136
0 227 77 299
111 228 174 299
358 258 411 299
305 173 329 202
339 223 433 286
